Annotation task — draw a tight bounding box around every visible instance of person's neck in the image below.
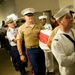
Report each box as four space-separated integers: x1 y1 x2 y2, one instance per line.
9 27 15 29
41 23 46 26
60 26 71 33
26 21 33 25
43 23 45 26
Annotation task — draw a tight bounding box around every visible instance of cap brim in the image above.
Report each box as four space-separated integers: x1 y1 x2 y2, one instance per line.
70 10 75 14
25 13 34 16
6 21 14 25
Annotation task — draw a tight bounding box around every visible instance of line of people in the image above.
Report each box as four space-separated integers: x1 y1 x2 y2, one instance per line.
1 4 75 75
4 8 55 75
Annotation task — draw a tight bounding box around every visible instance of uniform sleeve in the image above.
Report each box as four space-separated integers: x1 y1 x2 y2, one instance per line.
39 24 45 30
16 27 23 40
51 40 75 67
47 24 52 30
49 24 52 30
7 31 15 41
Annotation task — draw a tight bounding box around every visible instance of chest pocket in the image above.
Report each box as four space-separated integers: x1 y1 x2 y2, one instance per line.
23 25 40 38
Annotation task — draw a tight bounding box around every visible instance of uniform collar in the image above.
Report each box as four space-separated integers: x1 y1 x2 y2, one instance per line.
9 27 15 31
24 23 35 28
57 28 72 35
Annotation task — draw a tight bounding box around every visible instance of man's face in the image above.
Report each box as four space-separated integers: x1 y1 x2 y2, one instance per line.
40 18 46 25
8 22 15 28
24 15 34 23
60 13 73 28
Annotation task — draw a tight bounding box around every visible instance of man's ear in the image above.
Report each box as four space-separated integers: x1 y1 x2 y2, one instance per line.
57 19 61 24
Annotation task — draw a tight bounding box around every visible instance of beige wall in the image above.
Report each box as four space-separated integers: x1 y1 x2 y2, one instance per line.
0 0 59 27
0 0 74 27
0 7 4 27
0 0 17 26
58 0 74 9
15 0 60 24
0 0 60 27
15 0 59 17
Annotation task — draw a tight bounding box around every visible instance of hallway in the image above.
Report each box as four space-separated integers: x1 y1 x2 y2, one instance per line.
0 48 21 75
0 48 60 75
0 48 32 75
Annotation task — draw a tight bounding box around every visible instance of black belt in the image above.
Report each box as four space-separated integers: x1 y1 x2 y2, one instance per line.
11 46 17 47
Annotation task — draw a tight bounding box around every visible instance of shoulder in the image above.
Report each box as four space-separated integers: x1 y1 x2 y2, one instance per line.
35 23 42 27
51 35 59 49
71 28 75 32
71 28 75 34
51 34 61 49
52 30 62 43
7 28 11 33
71 28 75 37
18 24 25 31
49 27 59 39
35 23 45 29
53 35 59 42
46 23 51 25
7 29 12 36
53 26 60 32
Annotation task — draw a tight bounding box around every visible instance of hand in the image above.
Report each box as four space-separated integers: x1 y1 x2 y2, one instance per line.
20 55 26 62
